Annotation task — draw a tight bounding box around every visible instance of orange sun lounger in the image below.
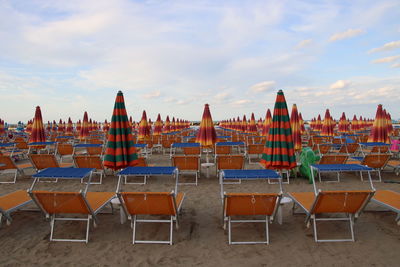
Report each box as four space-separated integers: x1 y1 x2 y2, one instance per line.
118 191 185 245
0 190 32 226
29 191 115 243
288 190 374 242
371 190 400 224
223 192 282 244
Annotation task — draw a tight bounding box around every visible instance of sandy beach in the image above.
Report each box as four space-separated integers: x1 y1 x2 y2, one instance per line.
1 153 399 267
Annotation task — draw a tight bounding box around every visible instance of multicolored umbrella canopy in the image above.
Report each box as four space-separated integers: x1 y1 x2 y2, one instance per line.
299 113 306 134
241 115 248 132
103 91 139 170
321 109 334 136
103 119 109 132
66 117 73 134
387 112 393 136
79 111 89 140
261 109 272 136
260 90 296 170
247 113 257 135
351 115 359 131
315 115 322 131
76 120 82 132
58 119 64 133
52 120 57 132
29 106 46 143
138 110 151 141
368 104 389 143
290 104 302 151
195 104 217 147
338 112 349 133
163 116 171 133
153 114 163 136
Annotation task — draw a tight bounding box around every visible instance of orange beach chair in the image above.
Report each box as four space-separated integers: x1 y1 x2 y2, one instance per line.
0 190 32 226
371 190 400 224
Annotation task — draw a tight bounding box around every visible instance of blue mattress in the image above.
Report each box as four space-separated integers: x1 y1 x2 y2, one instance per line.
222 169 280 179
74 144 103 148
360 142 389 147
216 141 245 146
33 167 94 178
172 142 200 148
311 164 372 171
28 142 56 146
118 166 177 175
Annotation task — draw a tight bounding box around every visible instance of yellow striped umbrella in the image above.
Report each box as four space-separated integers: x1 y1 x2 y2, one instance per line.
261 109 272 136
138 110 151 141
290 104 302 151
368 104 389 143
195 104 216 146
29 106 46 143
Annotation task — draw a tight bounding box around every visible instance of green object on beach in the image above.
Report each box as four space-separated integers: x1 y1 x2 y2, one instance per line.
299 147 320 183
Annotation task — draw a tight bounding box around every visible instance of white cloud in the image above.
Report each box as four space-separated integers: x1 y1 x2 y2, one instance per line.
391 63 400 68
214 92 231 101
143 90 161 99
250 81 276 93
329 29 365 42
368 40 400 53
296 39 312 48
330 80 351 90
231 99 252 106
371 55 400 64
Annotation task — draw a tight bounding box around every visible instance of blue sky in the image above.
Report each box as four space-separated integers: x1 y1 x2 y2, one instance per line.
0 0 399 123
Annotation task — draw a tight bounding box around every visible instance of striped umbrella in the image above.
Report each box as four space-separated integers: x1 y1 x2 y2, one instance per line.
103 119 109 132
338 112 349 133
242 115 248 132
29 106 46 143
103 91 139 170
290 104 302 151
66 117 73 134
260 90 296 170
79 112 90 140
195 104 217 147
315 115 322 131
299 113 306 135
153 114 163 136
26 120 33 133
261 109 272 136
387 112 393 136
247 113 258 135
321 109 334 136
368 104 389 143
76 120 82 132
46 121 51 133
163 116 171 133
351 115 359 131
138 110 151 141
58 119 64 133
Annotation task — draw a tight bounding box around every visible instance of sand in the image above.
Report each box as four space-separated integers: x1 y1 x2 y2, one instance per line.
0 153 399 267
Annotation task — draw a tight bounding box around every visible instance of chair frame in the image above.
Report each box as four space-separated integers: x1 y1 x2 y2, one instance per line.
172 156 200 185
246 144 264 164
73 155 105 184
0 155 22 184
0 190 33 226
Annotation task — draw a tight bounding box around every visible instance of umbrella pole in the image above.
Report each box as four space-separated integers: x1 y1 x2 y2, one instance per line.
278 170 283 193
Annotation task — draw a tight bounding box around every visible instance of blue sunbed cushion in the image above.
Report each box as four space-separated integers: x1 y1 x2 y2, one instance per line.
33 167 95 178
74 144 103 147
118 166 177 175
172 142 200 148
216 142 245 146
222 169 280 179
311 164 372 171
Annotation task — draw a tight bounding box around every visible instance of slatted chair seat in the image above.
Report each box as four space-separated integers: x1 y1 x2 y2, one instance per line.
371 190 400 224
0 190 33 225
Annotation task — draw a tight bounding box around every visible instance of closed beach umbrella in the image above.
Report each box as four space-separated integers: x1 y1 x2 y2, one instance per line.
76 120 82 132
138 110 151 141
351 115 359 132
103 91 139 170
66 117 73 134
195 104 217 147
299 113 306 135
260 90 296 170
247 113 258 135
338 112 349 133
153 114 163 136
387 112 393 136
103 119 109 132
290 104 302 151
261 109 272 136
163 116 171 133
368 104 389 143
29 106 46 143
242 115 248 133
79 112 89 140
321 109 334 136
26 120 33 133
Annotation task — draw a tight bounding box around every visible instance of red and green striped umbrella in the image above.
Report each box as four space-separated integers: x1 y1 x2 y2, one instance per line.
261 109 272 136
153 114 163 136
321 109 334 136
66 117 73 134
103 91 139 170
261 90 296 170
290 104 302 151
138 110 151 141
195 104 216 147
29 106 46 143
79 112 90 140
368 104 389 143
247 113 257 135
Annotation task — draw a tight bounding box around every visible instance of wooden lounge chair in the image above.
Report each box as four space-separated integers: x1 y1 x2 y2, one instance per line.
223 193 282 244
118 191 185 245
29 191 115 243
74 155 105 184
0 190 32 226
172 156 200 185
288 190 374 242
371 190 400 224
246 144 264 164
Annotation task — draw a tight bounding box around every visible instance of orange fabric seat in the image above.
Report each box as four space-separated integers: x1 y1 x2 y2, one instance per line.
0 190 33 225
371 190 400 224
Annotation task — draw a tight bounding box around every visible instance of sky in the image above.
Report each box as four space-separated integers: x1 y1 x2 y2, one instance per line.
0 0 399 123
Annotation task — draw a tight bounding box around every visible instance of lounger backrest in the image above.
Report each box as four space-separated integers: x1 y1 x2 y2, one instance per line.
86 146 103 155
224 193 280 216
135 157 148 167
183 147 200 155
319 155 348 164
371 146 389 153
162 140 173 148
318 144 331 154
15 141 28 149
362 154 390 169
89 139 103 144
247 144 264 154
172 156 199 171
120 192 177 216
30 191 91 214
74 155 103 170
217 155 244 170
57 143 73 156
0 156 17 170
215 146 231 155
338 143 359 154
312 190 373 214
30 154 60 170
